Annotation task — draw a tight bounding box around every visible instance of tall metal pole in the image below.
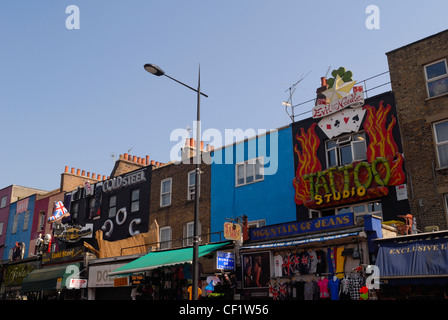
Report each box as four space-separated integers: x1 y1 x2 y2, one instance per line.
192 65 201 300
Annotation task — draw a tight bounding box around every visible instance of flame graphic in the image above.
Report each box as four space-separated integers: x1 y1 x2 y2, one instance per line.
293 123 322 205
363 102 405 186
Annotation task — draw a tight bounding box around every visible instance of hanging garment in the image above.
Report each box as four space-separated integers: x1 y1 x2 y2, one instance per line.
339 276 350 300
304 281 314 300
298 250 310 274
273 254 283 277
329 277 340 300
308 250 318 274
348 274 365 300
335 247 345 278
316 249 327 274
317 278 330 299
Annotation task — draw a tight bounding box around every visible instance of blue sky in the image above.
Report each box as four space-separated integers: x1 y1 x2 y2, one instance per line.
1 1 447 191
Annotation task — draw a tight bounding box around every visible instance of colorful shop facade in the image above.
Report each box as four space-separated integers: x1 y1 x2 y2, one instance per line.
239 72 412 300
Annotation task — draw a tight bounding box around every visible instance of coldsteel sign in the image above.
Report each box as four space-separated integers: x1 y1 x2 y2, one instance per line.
102 169 146 193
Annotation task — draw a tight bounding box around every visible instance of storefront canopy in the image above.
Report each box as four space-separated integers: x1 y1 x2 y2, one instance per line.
108 241 231 276
21 263 80 293
375 236 448 279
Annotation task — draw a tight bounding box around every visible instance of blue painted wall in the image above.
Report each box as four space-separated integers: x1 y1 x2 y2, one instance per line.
210 125 296 241
3 195 35 260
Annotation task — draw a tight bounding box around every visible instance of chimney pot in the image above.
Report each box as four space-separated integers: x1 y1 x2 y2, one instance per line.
71 167 75 174
65 166 69 173
76 169 81 175
321 77 327 87
92 173 96 179
137 157 141 164
133 156 137 162
151 160 155 165
156 161 160 166
124 153 128 160
81 170 85 176
146 155 150 165
87 172 90 178
119 154 123 160
201 141 204 151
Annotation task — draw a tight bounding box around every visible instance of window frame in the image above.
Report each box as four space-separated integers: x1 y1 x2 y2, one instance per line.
131 188 140 213
424 59 448 98
160 178 172 207
108 195 117 218
433 120 448 169
325 132 367 168
160 226 172 250
235 157 264 187
187 170 197 201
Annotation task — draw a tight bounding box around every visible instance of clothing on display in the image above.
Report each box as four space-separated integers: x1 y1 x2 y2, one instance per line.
266 247 367 301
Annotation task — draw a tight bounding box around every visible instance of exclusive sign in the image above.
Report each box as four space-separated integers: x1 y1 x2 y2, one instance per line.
376 237 448 277
250 212 354 241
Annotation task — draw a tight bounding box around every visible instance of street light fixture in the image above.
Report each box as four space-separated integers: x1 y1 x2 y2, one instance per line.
144 63 207 300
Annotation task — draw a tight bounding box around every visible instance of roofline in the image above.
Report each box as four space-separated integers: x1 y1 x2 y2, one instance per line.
386 29 448 56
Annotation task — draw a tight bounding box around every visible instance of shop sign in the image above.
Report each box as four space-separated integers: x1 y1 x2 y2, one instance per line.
216 251 235 270
293 101 405 209
250 212 354 241
223 222 242 241
42 247 85 265
130 273 144 285
69 278 88 289
54 224 93 242
114 276 129 287
5 262 37 287
313 85 364 119
88 263 127 288
102 169 146 193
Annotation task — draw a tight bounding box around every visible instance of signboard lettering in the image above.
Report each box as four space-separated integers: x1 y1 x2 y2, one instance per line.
250 212 354 241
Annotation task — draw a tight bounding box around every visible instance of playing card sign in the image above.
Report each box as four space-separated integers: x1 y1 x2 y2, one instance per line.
312 84 364 119
318 108 366 138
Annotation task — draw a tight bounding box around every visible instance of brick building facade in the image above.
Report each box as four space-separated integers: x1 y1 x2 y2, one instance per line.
387 29 448 230
149 141 211 250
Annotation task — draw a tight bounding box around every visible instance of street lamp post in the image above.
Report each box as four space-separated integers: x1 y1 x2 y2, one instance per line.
144 63 207 300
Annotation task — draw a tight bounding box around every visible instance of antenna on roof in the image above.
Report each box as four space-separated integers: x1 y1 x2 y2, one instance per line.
282 71 311 122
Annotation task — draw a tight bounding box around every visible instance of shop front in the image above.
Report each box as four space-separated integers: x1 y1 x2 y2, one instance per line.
107 241 234 300
20 247 87 300
2 257 39 300
240 213 384 300
374 231 448 299
87 257 137 300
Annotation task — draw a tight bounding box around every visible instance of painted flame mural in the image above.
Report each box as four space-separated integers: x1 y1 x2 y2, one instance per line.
293 100 405 209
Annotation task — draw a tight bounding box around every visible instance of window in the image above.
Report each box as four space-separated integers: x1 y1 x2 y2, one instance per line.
108 196 117 218
0 222 3 236
183 221 201 247
424 59 448 98
188 170 197 200
160 178 172 207
12 214 18 234
160 226 172 250
38 211 46 231
236 157 264 186
326 132 367 167
0 196 7 208
23 211 30 231
434 120 448 168
131 189 140 213
71 201 79 220
337 201 382 219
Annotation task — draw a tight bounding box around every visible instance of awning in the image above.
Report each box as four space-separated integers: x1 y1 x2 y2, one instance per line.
21 263 80 293
375 237 448 279
108 241 231 276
